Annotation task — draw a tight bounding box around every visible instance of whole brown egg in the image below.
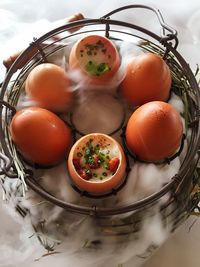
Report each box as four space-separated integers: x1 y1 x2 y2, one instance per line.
125 101 183 162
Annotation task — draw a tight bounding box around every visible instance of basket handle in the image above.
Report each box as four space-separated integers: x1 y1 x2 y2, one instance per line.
101 4 178 48
3 13 85 71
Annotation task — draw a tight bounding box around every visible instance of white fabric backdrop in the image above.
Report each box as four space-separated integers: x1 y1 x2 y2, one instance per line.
1 0 200 266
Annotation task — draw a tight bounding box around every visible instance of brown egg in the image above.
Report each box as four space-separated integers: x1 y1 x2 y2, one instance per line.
67 133 126 194
10 107 71 166
121 53 171 106
25 63 72 113
125 101 183 162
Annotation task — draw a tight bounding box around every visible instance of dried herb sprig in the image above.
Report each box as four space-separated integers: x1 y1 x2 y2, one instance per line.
31 220 61 253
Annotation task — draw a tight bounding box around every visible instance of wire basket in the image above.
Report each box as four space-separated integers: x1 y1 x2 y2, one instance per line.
0 4 200 254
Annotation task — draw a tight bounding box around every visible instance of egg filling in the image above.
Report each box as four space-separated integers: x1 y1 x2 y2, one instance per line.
72 138 120 181
69 35 120 82
79 39 112 76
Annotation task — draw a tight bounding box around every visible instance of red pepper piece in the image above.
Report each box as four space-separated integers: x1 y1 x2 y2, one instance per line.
108 157 120 173
89 154 101 169
78 169 92 180
73 158 81 170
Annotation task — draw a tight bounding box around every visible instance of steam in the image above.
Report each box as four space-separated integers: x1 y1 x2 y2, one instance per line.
61 91 125 135
116 157 180 206
17 93 38 110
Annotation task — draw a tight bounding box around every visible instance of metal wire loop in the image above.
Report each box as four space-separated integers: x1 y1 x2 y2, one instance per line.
0 100 16 115
101 4 177 46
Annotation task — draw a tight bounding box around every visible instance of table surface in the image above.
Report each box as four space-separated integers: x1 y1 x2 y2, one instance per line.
1 1 200 266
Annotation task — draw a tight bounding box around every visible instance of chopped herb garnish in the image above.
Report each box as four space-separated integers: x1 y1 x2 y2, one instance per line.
85 60 110 76
85 148 91 156
84 148 92 163
102 172 107 177
97 63 109 73
99 158 105 164
103 162 109 170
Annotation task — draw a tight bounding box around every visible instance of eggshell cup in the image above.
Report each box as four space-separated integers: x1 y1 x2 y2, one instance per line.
67 133 126 195
69 35 120 85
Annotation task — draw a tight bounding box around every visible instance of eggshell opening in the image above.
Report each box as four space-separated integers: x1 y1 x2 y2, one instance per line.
67 133 126 194
69 35 120 83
